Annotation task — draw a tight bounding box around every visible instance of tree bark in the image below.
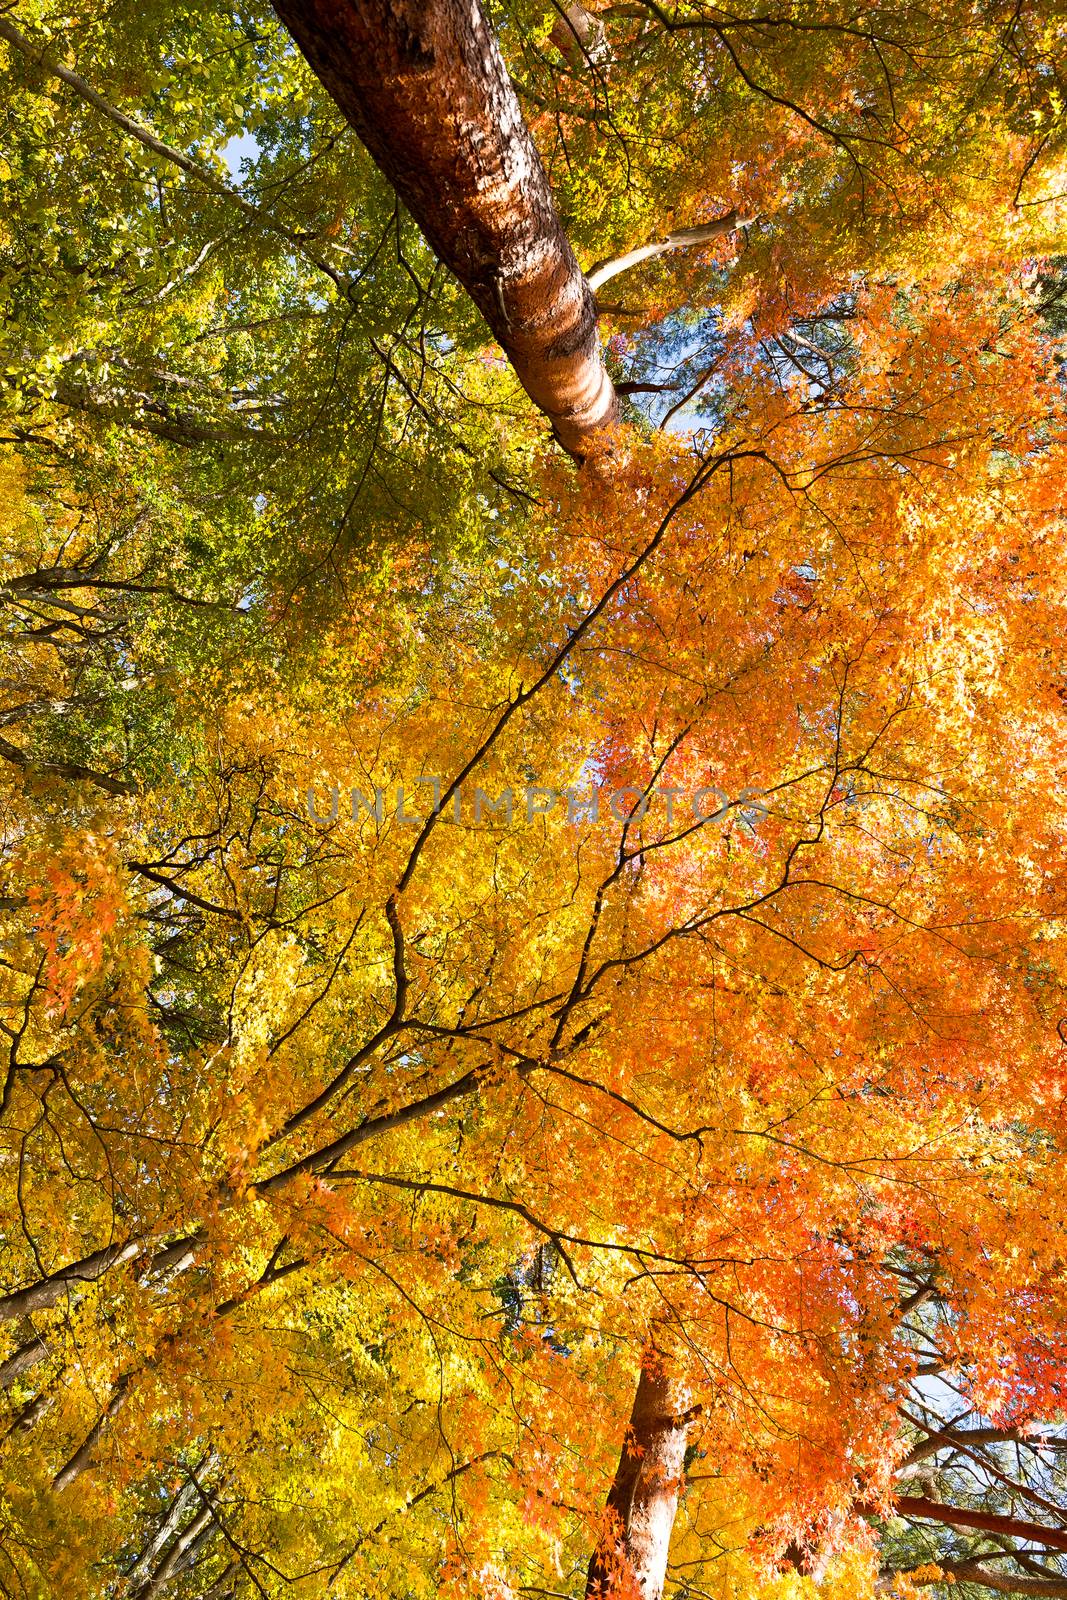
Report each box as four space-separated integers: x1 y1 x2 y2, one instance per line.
893 1496 1067 1555
897 1421 1032 1473
886 1564 1067 1598
550 2 609 68
3 1388 52 1438
586 1350 693 1600
0 1330 49 1388
269 0 619 460
52 1370 130 1491
586 216 749 292
0 1231 202 1325
0 1239 142 1323
132 1496 217 1600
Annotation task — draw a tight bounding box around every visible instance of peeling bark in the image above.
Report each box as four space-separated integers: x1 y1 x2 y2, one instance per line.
586 1351 694 1600
270 0 619 459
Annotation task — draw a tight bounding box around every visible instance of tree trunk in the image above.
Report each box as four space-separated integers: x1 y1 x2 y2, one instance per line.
0 1238 142 1323
0 1231 203 1325
892 1496 1067 1554
0 1330 49 1388
586 1350 692 1600
269 0 619 460
889 1563 1067 1598
586 216 748 292
51 1370 130 1491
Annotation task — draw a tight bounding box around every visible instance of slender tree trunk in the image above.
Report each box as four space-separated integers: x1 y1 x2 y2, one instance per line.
270 0 619 460
891 1496 1067 1554
3 1389 52 1439
0 1330 48 1388
132 1496 218 1600
0 1239 142 1322
587 217 749 292
128 1451 220 1586
52 1370 130 1491
550 2 609 68
0 1230 202 1325
889 1563 1067 1597
586 1350 693 1600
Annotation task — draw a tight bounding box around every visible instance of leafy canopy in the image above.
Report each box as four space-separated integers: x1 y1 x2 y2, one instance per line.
0 3 1066 1599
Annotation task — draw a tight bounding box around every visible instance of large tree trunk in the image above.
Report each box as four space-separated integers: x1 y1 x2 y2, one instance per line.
586 1351 693 1600
271 0 619 460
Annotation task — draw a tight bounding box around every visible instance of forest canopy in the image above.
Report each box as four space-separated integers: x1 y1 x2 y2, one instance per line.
1 3 1067 1600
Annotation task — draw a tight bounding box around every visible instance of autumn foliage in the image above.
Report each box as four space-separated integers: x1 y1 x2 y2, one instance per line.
0 3 1066 1600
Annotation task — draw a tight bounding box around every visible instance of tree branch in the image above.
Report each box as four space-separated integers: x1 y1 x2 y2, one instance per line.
0 14 351 292
892 1497 1067 1555
0 733 139 797
587 214 754 292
